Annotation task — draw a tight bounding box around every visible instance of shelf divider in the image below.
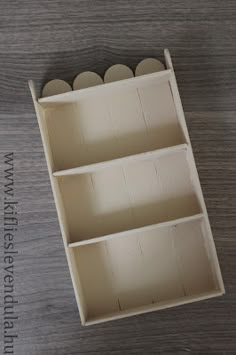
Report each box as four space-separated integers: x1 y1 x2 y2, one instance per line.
84 289 223 326
53 143 188 177
68 213 204 248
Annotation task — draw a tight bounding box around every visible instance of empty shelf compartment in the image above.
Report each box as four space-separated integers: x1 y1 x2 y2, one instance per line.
57 149 201 243
73 218 220 322
44 78 186 171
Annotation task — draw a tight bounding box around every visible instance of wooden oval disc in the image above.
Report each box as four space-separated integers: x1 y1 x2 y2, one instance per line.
73 71 103 90
104 64 133 83
42 79 72 97
135 58 165 76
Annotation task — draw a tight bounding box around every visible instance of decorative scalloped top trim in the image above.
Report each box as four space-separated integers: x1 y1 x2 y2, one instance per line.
42 58 165 98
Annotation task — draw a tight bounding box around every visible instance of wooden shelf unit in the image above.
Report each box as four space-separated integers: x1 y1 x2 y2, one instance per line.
29 49 224 325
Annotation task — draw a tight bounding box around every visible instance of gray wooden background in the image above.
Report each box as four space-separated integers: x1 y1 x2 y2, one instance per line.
0 1 236 354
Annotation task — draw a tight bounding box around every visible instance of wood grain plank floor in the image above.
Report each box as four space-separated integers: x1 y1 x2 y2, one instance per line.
0 1 236 354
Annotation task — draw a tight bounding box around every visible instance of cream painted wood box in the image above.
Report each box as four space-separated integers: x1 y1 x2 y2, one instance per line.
29 49 224 325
